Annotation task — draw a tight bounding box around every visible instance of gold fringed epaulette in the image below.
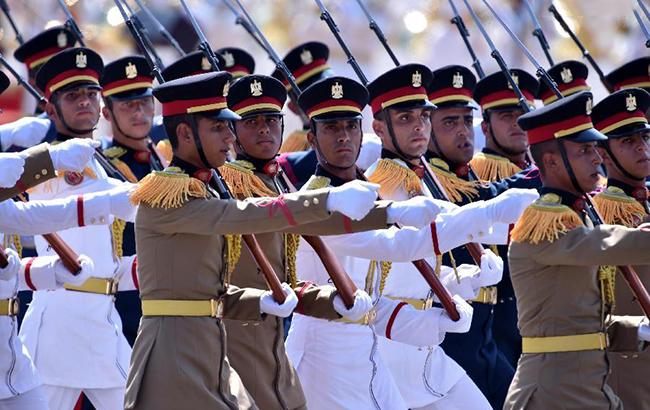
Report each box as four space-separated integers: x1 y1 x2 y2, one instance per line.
469 152 522 182
279 130 310 153
428 158 479 202
219 160 277 198
129 167 208 209
510 193 584 244
225 234 242 278
284 234 301 288
155 139 173 164
111 218 126 259
304 175 331 191
593 186 646 227
599 265 617 310
368 159 422 198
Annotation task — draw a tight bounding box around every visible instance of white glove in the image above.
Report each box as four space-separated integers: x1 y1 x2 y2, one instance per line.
333 290 373 321
326 180 379 220
0 153 25 188
48 138 100 171
476 249 504 287
639 318 650 342
259 283 299 318
0 117 50 150
438 295 473 334
386 196 444 228
0 248 20 281
485 188 540 225
55 254 94 286
108 183 137 221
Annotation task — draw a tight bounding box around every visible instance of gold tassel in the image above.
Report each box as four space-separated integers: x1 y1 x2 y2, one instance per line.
428 158 479 202
10 235 21 257
219 161 277 198
110 158 138 183
447 251 461 284
284 234 301 287
225 234 242 279
469 152 522 182
593 187 646 227
111 218 126 259
279 130 310 153
598 265 617 310
365 260 377 295
378 261 392 296
155 139 174 164
368 159 422 198
511 193 584 244
129 167 208 209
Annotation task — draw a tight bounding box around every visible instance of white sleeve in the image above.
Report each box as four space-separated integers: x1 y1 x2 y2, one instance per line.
372 296 446 347
18 256 58 291
437 264 482 300
115 254 139 292
434 200 504 252
0 193 112 235
0 117 51 151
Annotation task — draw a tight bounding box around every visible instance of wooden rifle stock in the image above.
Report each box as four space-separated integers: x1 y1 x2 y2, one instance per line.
355 169 460 321
584 195 650 318
276 170 357 308
420 156 484 264
210 170 286 303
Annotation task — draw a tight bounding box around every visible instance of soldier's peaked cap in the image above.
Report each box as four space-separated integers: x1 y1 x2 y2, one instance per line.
473 69 538 112
367 63 434 116
216 47 255 78
591 88 650 138
35 47 103 100
271 41 332 91
228 74 287 118
298 76 369 121
153 71 240 121
101 55 153 100
428 65 478 109
538 60 590 105
518 91 606 145
605 57 650 92
161 51 224 82
14 26 76 72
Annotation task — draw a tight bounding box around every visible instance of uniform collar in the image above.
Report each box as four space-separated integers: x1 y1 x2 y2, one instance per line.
482 147 529 170
110 138 152 164
235 154 279 176
608 178 649 204
170 156 212 183
314 164 352 187
539 186 587 214
425 149 471 179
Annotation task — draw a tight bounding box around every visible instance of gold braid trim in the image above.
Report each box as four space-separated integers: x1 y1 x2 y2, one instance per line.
368 159 422 198
7 235 22 257
593 187 646 227
365 260 377 296
155 139 173 164
598 265 617 310
225 234 242 278
110 158 138 183
305 175 331 190
129 167 208 209
219 161 277 198
511 193 584 244
378 261 392 296
111 218 126 259
428 158 479 202
469 152 522 182
284 234 301 287
279 129 310 153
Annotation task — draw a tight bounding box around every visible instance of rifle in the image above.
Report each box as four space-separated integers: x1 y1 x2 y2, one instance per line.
521 0 554 66
548 3 613 92
0 0 24 45
0 53 46 105
57 0 85 46
448 0 485 79
133 0 184 55
353 0 400 66
634 0 650 48
178 0 222 71
485 0 650 319
219 0 268 54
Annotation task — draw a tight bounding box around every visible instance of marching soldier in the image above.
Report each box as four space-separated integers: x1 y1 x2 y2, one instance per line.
591 87 650 408
124 71 388 409
506 90 650 409
221 73 391 409
470 69 540 367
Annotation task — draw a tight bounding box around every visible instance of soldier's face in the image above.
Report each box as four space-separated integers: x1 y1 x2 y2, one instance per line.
599 131 650 180
310 118 362 168
373 108 431 159
197 117 236 168
562 141 603 192
108 97 155 140
484 109 528 154
234 114 283 160
49 86 101 133
430 107 474 164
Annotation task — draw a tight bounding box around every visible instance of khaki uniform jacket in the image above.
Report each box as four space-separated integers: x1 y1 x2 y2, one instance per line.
0 143 54 201
124 187 340 410
224 169 389 410
506 224 650 410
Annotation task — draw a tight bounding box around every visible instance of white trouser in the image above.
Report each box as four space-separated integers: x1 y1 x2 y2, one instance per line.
41 384 125 410
0 386 49 410
413 374 492 410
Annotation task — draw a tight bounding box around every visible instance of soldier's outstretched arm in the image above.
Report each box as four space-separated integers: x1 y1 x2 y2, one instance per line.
0 116 50 152
12 253 93 291
0 144 54 201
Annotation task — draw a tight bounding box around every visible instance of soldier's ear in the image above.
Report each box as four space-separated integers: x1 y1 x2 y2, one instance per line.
306 130 317 150
45 102 57 120
480 120 489 137
101 106 111 121
542 151 559 172
176 122 192 143
372 119 386 140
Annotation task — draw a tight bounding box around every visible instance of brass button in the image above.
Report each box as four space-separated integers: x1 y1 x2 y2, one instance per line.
312 198 319 205
242 322 249 327
303 200 310 207
35 174 41 180
42 169 48 175
99 216 106 224
621 354 629 359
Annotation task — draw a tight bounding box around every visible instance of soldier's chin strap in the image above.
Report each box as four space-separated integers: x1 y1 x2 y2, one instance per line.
557 139 585 194
53 98 96 137
601 141 645 182
384 109 420 162
188 115 213 170
311 118 362 171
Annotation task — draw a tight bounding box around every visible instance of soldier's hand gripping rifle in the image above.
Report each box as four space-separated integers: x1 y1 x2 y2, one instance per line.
57 0 85 47
484 0 650 319
0 0 24 45
447 0 485 79
521 0 554 66
548 3 613 92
